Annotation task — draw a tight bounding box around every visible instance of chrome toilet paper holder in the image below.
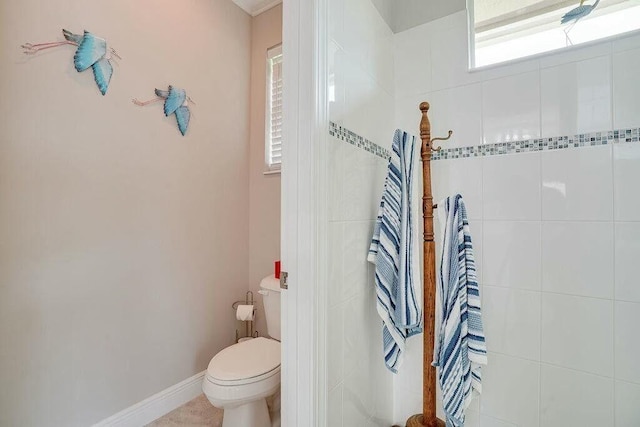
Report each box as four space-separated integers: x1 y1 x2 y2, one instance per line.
232 291 259 343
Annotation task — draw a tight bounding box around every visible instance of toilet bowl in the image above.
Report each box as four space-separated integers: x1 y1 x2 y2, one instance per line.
203 337 280 427
203 275 282 427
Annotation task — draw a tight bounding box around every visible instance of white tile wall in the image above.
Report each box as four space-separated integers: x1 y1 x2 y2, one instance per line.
482 153 541 221
615 222 640 303
432 157 483 220
614 143 640 221
541 221 614 299
480 352 540 427
483 221 541 291
540 364 614 427
541 293 614 377
615 301 640 385
615 381 640 427
482 72 541 144
326 1 395 425
428 84 483 148
392 7 640 426
613 48 640 129
541 145 614 221
540 56 612 137
482 286 540 361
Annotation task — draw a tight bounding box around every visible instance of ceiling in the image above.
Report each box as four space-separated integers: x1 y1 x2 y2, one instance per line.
231 0 282 16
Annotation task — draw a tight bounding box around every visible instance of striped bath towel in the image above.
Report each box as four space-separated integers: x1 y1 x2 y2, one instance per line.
433 195 487 427
367 129 422 373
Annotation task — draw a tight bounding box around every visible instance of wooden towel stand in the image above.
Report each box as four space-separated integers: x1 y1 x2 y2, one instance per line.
405 102 451 427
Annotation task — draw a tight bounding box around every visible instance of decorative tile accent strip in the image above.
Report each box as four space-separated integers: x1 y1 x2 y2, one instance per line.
329 121 391 160
431 128 640 161
328 123 640 161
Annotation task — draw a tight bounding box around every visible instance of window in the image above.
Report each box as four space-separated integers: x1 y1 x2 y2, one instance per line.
469 0 640 68
266 45 283 172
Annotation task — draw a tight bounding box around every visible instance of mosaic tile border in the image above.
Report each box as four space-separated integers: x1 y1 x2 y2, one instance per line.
431 128 640 160
329 121 391 160
329 122 640 161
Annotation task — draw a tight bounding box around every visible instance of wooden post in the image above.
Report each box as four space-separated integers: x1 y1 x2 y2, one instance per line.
406 102 445 427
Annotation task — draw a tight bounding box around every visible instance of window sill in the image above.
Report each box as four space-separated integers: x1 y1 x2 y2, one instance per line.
264 169 281 176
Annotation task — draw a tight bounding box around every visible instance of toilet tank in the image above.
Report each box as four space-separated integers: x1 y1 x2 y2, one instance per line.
259 275 281 341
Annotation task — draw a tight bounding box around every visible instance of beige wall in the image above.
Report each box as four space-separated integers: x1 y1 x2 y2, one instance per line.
0 0 251 425
248 5 282 337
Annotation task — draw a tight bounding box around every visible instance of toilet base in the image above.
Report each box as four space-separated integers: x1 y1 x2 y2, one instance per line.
222 398 270 427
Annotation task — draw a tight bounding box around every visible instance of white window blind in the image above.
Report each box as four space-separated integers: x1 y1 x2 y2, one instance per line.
266 45 283 172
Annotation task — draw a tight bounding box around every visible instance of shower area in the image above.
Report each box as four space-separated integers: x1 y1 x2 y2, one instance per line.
323 0 640 425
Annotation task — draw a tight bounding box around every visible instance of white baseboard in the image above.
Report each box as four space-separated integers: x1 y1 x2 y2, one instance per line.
93 371 206 427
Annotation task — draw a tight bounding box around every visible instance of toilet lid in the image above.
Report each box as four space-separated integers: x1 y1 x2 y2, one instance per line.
207 337 281 382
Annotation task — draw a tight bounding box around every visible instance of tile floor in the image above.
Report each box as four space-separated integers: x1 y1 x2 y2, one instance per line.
146 395 223 427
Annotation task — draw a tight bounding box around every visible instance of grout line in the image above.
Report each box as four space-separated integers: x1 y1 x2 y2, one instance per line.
488 350 623 383
538 149 543 427
481 285 624 302
612 146 618 427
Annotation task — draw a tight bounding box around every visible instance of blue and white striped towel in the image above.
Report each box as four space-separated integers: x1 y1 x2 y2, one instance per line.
367 129 422 373
433 194 487 427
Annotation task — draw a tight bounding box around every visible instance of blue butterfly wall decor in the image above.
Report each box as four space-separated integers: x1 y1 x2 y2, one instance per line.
133 86 194 136
22 29 120 95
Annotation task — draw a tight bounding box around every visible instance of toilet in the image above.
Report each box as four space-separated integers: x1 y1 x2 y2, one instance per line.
203 275 282 427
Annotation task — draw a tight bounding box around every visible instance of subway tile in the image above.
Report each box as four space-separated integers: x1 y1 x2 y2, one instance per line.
540 364 614 426
368 34 395 95
483 286 541 361
613 31 640 53
541 145 613 221
480 352 540 427
542 222 614 299
614 143 640 221
482 71 541 144
343 292 371 375
327 303 344 391
541 293 614 377
395 93 429 139
343 221 373 299
342 0 375 64
483 152 541 221
343 364 374 426
344 57 378 144
329 141 379 221
393 332 423 395
328 0 344 47
328 42 346 125
463 409 480 427
392 389 422 426
613 48 640 129
615 380 640 427
469 221 483 283
369 342 394 426
483 221 541 291
541 56 612 137
615 301 640 384
539 40 611 69
328 384 344 427
429 11 473 91
394 24 431 97
432 157 483 221
428 84 483 149
479 415 516 427
327 221 344 308
615 222 640 303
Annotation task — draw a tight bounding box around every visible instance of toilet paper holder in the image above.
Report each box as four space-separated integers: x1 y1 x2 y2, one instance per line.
232 291 259 343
